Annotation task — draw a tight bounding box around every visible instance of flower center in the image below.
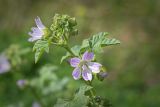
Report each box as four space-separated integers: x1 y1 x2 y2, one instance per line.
78 60 88 68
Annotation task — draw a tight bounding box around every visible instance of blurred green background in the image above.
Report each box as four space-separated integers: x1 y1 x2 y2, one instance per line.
0 0 160 107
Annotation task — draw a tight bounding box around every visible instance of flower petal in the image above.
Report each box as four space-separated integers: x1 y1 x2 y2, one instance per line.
72 67 81 80
29 27 44 37
35 16 45 29
87 62 102 73
82 51 94 61
17 80 27 88
28 28 44 42
82 65 92 81
69 57 80 67
28 35 41 42
0 55 10 74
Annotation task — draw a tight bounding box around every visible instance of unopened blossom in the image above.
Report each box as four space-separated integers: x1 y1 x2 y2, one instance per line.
97 72 108 81
17 79 27 88
69 51 102 81
98 72 108 78
0 55 11 74
28 16 46 42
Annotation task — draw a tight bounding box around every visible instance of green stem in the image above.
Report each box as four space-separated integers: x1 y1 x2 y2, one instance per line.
64 45 76 56
89 89 95 98
84 80 96 98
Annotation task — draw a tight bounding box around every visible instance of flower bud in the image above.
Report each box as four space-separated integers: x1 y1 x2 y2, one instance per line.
69 17 77 26
71 29 78 36
17 79 28 89
97 72 108 81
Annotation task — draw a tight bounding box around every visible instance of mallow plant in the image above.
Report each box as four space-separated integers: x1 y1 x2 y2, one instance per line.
28 14 120 107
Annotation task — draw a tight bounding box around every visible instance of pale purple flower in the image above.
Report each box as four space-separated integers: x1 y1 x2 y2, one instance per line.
28 16 46 42
0 55 10 74
69 51 102 81
17 79 27 88
32 102 41 107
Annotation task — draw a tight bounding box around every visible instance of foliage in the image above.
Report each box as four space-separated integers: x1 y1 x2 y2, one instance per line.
80 32 120 53
61 32 120 63
33 40 50 63
0 0 160 107
54 85 92 107
27 13 120 107
1 1 160 106
30 65 69 95
4 44 31 68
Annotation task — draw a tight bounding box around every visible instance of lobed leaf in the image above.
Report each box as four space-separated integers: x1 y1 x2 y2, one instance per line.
89 32 120 52
30 65 69 95
33 40 50 63
54 85 92 107
71 45 81 56
80 32 120 53
60 52 71 64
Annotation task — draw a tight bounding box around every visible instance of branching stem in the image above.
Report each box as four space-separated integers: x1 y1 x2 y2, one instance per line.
64 45 76 56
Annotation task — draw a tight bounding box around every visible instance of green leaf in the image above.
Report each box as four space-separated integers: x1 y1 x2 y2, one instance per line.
60 52 71 64
81 32 120 53
54 85 92 107
80 39 90 53
81 39 89 49
89 32 120 52
54 99 71 107
77 85 93 95
71 45 81 56
101 38 121 46
33 40 50 63
30 65 69 95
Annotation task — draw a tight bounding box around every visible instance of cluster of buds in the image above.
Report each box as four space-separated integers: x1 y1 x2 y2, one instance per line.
50 14 78 46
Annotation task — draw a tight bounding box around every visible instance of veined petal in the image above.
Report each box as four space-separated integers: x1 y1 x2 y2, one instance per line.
28 31 43 37
35 16 45 29
28 28 43 42
28 36 41 42
31 27 44 35
87 62 102 73
72 67 81 80
82 65 92 81
69 57 80 67
82 51 94 61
